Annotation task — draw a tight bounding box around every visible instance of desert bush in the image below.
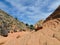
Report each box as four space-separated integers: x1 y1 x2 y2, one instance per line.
22 29 26 31
14 29 17 32
10 30 13 33
26 23 29 26
29 25 35 30
1 29 8 37
15 17 18 20
8 30 10 33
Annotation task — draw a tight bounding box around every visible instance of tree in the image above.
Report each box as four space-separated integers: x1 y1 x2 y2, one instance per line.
26 23 29 26
15 17 18 20
29 25 35 30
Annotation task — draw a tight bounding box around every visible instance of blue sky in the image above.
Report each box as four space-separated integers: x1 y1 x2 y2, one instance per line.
0 0 60 25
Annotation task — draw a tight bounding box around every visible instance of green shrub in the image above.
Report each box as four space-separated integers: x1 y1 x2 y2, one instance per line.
29 25 35 30
26 23 29 26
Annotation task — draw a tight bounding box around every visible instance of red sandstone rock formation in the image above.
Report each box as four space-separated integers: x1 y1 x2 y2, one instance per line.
1 5 60 45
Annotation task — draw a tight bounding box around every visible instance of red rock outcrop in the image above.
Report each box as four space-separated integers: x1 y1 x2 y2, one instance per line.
1 5 60 45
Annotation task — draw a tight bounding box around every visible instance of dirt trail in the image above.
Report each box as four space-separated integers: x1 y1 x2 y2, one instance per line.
1 18 60 45
0 31 30 45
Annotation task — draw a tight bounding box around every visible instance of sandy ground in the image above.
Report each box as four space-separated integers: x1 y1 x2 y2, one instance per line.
0 31 30 45
1 18 60 45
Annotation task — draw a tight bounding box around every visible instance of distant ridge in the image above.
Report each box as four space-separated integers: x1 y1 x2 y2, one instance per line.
0 9 29 33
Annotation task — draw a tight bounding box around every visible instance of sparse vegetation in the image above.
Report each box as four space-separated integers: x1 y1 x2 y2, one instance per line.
14 29 17 32
15 17 18 20
25 23 35 31
1 29 8 37
29 25 35 30
26 23 29 26
0 9 29 35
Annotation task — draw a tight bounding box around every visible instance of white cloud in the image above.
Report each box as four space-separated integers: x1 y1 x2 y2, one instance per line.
1 0 60 24
0 2 8 9
5 0 50 12
48 0 60 11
